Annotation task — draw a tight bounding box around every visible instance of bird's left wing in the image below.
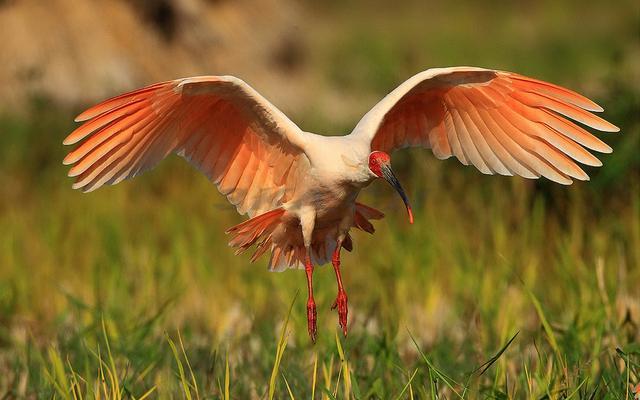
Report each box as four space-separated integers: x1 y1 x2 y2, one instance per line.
350 67 619 184
63 76 310 217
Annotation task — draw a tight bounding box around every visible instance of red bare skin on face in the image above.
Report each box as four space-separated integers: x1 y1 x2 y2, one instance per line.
368 151 391 177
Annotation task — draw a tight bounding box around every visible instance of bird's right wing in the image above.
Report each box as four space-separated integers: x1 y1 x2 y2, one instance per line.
63 76 310 217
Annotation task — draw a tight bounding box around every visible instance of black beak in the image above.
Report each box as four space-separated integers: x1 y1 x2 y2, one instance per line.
380 164 414 224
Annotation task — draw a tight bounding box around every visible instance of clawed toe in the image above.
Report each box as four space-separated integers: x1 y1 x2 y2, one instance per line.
307 300 317 343
332 291 348 336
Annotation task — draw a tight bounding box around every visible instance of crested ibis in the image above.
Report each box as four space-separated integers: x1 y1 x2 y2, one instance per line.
63 67 619 342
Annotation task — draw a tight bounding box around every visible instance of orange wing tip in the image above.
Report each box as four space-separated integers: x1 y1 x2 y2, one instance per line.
62 148 89 166
579 102 604 113
74 105 107 122
74 182 102 193
62 135 78 146
73 81 174 122
596 142 613 154
74 106 109 122
62 152 76 166
588 103 605 113
504 72 605 113
67 163 86 177
593 119 620 133
63 125 88 145
584 157 603 167
606 123 621 133
570 168 590 182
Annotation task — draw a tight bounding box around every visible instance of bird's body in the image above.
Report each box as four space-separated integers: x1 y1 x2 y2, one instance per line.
63 67 619 341
227 132 381 272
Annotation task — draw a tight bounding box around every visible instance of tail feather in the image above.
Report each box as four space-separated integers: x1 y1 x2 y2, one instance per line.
343 234 353 252
225 208 283 234
226 203 385 272
355 202 385 220
250 237 271 262
227 207 284 257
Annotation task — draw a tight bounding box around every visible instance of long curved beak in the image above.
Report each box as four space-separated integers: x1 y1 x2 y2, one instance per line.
380 164 414 224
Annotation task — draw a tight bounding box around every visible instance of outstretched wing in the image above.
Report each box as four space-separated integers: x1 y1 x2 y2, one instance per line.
63 76 310 217
351 67 619 184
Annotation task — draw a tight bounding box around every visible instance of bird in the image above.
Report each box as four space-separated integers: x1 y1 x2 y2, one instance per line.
62 66 619 342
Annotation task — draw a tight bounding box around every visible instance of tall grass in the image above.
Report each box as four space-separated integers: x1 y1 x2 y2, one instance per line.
0 101 636 397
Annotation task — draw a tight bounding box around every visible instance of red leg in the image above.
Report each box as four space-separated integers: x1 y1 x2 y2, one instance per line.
331 242 348 336
304 252 317 343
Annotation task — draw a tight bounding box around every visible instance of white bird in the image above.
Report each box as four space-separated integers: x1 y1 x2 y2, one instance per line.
63 66 619 342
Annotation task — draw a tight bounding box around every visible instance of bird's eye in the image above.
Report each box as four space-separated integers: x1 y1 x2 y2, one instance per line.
368 151 390 177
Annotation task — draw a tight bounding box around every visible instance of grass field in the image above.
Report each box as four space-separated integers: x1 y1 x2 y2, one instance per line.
1 1 639 398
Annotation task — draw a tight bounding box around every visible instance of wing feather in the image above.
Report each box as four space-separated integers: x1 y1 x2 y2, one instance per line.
460 91 522 176
452 90 510 174
491 106 574 184
64 98 149 146
507 88 617 132
500 105 598 169
80 105 180 191
508 74 603 111
477 108 540 179
351 67 618 184
74 82 171 122
450 106 492 174
64 76 309 216
443 105 469 165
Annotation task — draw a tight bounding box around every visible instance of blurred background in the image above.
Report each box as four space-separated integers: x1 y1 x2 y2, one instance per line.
0 0 638 398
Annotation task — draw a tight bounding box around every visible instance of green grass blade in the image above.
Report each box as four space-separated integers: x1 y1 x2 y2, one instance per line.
167 333 193 400
566 377 588 400
66 358 84 400
268 291 297 400
100 318 121 399
46 346 71 400
224 352 230 400
334 331 351 399
408 329 464 399
321 388 338 400
281 372 296 400
312 352 318 400
137 386 157 400
473 331 519 376
523 284 560 356
393 368 419 400
178 331 200 400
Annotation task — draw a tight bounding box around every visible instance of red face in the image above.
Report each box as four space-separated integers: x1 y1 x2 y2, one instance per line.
368 151 391 177
367 150 414 224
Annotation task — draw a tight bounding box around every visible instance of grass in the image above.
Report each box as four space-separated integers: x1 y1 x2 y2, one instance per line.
1 104 638 399
1 0 639 398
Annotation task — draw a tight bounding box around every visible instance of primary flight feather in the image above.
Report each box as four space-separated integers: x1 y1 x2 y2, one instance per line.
63 66 619 342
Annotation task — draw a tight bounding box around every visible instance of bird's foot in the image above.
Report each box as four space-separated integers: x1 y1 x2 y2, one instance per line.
331 290 348 336
307 298 317 343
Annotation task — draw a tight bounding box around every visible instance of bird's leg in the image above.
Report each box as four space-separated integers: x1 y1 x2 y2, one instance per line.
304 250 317 343
331 240 348 336
300 208 317 343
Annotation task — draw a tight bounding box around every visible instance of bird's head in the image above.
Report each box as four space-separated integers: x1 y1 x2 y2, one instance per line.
368 151 414 224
